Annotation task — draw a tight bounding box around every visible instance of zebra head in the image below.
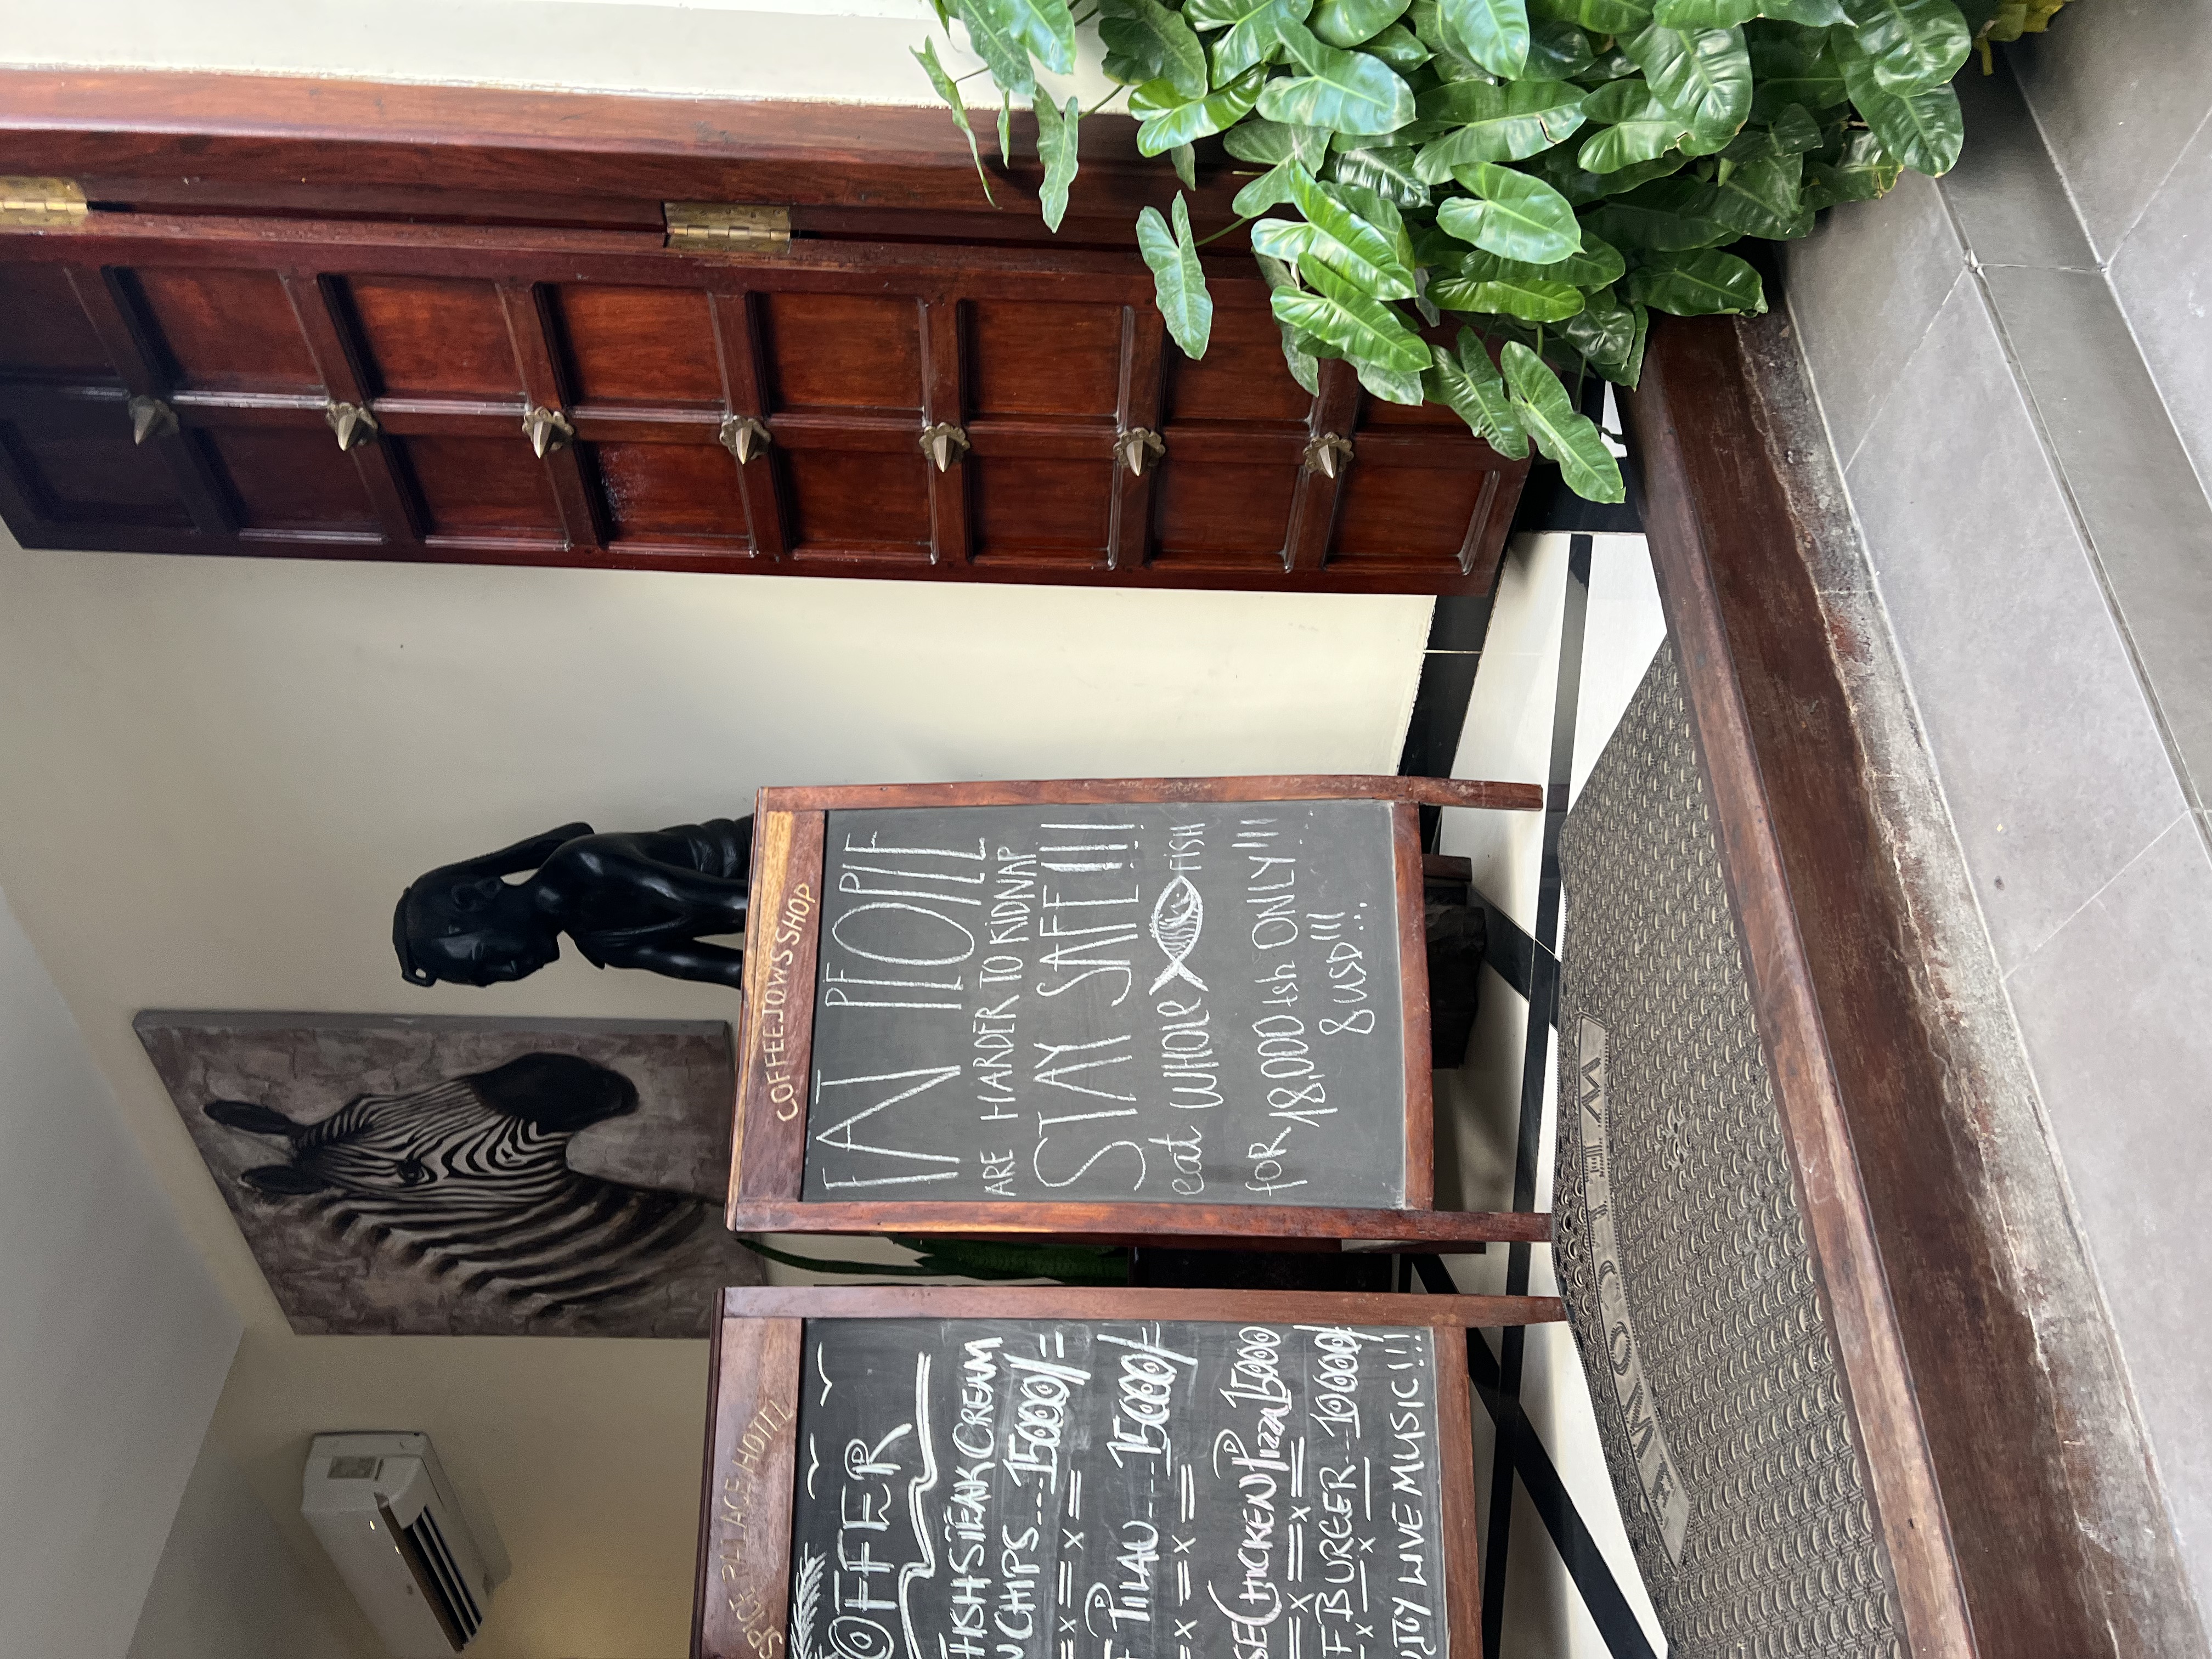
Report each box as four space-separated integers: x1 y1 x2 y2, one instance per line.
205 1051 638 1206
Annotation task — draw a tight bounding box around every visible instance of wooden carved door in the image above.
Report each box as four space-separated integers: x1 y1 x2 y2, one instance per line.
0 76 1527 595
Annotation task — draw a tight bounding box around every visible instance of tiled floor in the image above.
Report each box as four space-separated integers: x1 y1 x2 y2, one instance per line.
1786 46 2212 1626
1433 531 1669 1658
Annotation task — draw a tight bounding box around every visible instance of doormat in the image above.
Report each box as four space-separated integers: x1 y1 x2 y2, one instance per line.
1551 643 1905 1657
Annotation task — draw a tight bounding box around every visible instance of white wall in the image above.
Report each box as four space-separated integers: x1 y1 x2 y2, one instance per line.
0 889 242 1658
0 0 1119 103
0 527 1429 1658
126 1433 354 1659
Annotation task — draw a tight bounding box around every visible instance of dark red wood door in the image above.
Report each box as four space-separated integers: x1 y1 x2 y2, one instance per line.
0 216 1525 594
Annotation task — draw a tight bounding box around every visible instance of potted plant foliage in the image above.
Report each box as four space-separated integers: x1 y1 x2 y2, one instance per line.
911 0 1980 503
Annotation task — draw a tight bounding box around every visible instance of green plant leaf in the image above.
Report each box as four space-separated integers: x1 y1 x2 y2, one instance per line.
1834 27 1963 173
1531 0 1654 26
1173 141 1200 188
1525 136 1689 201
1442 0 1531 76
1413 78 1588 177
1627 245 1768 312
1576 81 1694 170
1424 328 1530 455
1555 285 1647 383
1335 179 1418 261
1573 43 1640 83
1312 0 1413 46
1624 22 1753 142
967 0 1079 73
1530 0 1652 31
956 0 1040 92
1192 0 1315 79
1257 252 1326 392
1283 256 1433 367
913 39 997 205
1276 165 1419 293
1137 192 1215 356
1000 94 1014 166
1260 17 1419 132
1502 340 1623 500
1841 0 1971 91
1654 0 1758 21
1762 0 1846 20
1553 230 1627 285
1100 0 1210 97
1357 358 1429 402
1802 127 1900 206
1331 142 1432 204
1224 116 1336 165
1748 30 1847 119
1430 261 1587 318
1437 161 1583 262
1128 77 1184 117
1760 101 1825 153
1578 173 1735 246
1138 65 1268 152
1270 260 1432 370
1252 214 1322 262
1709 150 1810 235
1413 219 1467 267
1032 92 1081 230
1448 240 1624 290
1527 18 1595 75
1362 21 1437 65
1235 159 1304 214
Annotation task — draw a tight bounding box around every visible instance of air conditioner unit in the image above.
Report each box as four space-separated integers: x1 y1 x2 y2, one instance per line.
303 1432 494 1656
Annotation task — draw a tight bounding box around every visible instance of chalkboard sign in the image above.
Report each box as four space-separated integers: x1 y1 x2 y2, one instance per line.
809 800 1406 1207
729 778 1549 1247
692 1285 1571 1659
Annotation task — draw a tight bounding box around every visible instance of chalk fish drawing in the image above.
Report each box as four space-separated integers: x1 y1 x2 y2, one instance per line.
1147 874 1208 994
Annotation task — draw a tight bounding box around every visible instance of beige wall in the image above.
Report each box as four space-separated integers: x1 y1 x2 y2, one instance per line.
126 1432 353 1659
0 0 1116 103
0 889 241 1657
0 526 1430 1656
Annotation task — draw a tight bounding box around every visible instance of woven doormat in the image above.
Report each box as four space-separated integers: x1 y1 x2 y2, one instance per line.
1553 642 1905 1659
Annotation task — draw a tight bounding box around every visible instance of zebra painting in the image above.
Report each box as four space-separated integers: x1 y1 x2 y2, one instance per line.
138 1014 759 1336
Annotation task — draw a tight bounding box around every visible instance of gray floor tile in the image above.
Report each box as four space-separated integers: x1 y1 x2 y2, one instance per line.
1844 280 2190 972
1983 262 2212 806
2010 0 2212 263
2003 814 2212 1618
1944 63 2098 270
1784 172 1965 469
2109 116 2212 507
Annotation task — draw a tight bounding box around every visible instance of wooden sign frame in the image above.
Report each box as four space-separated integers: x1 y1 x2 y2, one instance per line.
727 776 1547 1247
692 1282 1565 1659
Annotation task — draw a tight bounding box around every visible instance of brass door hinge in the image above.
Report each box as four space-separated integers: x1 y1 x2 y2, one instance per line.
0 177 88 229
664 202 792 249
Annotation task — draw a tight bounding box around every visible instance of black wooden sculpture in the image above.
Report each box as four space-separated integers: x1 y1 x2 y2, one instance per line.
394 819 753 989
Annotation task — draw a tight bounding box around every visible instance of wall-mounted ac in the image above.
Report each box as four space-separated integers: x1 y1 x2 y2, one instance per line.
303 1432 494 1656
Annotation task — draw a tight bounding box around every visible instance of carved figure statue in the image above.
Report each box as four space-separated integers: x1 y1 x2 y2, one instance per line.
394 819 753 989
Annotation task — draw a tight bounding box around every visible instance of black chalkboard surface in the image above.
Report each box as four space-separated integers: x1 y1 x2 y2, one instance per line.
789 1316 1447 1659
696 1284 1567 1659
804 802 1407 1209
729 778 1550 1245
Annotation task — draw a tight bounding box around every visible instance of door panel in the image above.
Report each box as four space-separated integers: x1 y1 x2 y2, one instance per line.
0 218 1526 593
342 276 524 401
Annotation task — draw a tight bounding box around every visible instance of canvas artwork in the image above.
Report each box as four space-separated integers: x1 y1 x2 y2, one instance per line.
137 1013 761 1338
